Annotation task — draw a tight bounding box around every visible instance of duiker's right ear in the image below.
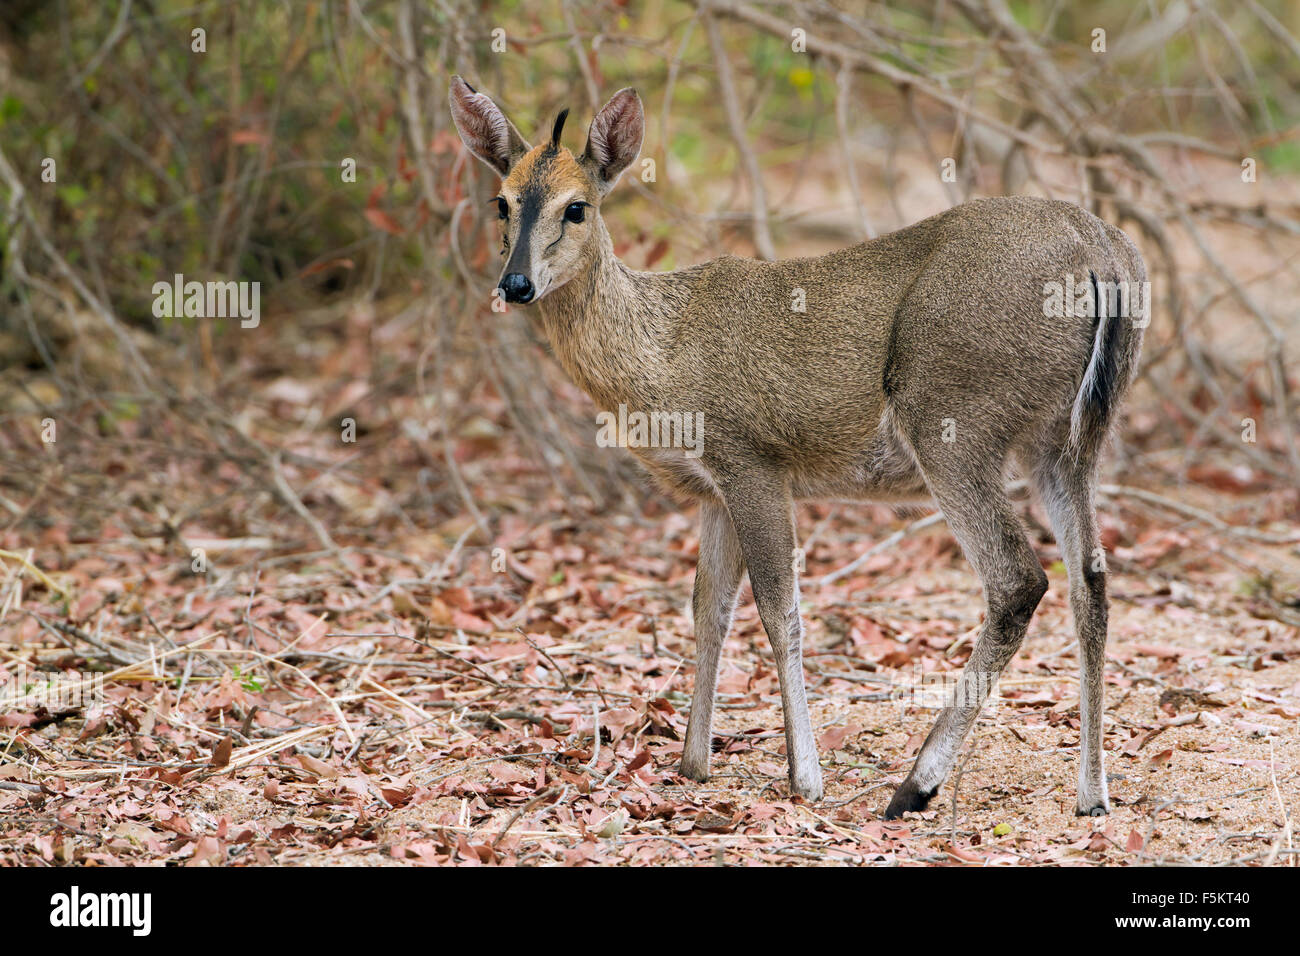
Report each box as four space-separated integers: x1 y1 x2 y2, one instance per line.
448 75 531 178
582 88 644 195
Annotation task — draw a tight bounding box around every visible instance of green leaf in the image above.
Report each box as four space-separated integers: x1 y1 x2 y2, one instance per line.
1261 140 1300 174
57 184 88 208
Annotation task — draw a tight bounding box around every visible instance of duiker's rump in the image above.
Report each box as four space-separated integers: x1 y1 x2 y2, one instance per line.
449 76 1146 817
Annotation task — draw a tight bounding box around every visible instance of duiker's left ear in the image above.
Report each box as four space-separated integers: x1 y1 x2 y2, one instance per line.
448 75 531 178
581 88 644 195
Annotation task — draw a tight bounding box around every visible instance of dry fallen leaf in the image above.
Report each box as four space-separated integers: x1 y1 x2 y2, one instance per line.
208 735 233 769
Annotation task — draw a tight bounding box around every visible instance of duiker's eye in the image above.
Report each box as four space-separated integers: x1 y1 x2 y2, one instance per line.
496 197 508 220
563 202 586 224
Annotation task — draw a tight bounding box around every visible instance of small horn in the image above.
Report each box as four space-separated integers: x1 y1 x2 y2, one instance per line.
551 107 570 148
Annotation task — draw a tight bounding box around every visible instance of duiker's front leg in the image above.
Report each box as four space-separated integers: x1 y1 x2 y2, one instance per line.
722 475 823 801
680 500 745 783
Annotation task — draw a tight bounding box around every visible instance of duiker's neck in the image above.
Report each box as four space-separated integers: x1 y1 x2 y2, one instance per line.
535 220 692 411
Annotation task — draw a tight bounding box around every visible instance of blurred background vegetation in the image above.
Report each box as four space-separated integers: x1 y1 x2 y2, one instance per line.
1 0 1298 549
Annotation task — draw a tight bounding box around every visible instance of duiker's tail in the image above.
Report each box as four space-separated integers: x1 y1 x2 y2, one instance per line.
1067 247 1147 460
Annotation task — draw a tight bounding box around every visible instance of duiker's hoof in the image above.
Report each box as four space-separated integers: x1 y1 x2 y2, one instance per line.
678 757 710 783
1076 802 1110 817
790 771 824 802
884 779 936 819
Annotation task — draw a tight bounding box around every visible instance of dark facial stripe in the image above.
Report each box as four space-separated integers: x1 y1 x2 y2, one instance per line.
504 191 542 278
504 153 560 277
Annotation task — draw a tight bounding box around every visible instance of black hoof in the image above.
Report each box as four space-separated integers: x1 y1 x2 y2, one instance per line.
884 779 936 820
1076 804 1109 817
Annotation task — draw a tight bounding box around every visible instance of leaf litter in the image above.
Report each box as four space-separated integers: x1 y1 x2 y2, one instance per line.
0 317 1297 867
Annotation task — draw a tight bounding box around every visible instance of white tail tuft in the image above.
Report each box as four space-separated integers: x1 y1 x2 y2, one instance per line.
1069 271 1109 455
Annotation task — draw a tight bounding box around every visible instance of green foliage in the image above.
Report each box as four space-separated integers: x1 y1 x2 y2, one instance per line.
2 0 1293 385
1262 140 1300 174
0 95 22 124
231 665 266 693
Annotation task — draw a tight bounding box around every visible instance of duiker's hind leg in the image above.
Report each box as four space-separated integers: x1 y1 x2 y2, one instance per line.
680 500 745 783
884 455 1047 819
1030 451 1111 815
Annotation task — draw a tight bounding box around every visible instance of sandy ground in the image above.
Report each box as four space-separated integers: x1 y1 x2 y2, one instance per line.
82 493 1288 868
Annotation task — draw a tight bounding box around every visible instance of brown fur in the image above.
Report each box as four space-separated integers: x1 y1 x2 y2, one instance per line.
450 77 1146 815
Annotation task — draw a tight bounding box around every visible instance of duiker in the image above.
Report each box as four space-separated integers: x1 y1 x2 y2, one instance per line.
449 77 1145 818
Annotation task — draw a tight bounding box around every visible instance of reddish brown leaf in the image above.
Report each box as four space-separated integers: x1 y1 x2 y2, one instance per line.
208 735 233 769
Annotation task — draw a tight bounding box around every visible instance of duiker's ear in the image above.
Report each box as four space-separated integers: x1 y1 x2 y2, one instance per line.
448 75 531 178
581 88 644 195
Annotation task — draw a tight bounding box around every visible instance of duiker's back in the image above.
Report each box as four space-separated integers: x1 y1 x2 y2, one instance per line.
657 196 1142 490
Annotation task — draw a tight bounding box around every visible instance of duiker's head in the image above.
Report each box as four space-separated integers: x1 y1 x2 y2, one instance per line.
449 76 643 305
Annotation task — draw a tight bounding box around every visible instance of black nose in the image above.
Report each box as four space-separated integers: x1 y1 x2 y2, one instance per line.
499 273 534 304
